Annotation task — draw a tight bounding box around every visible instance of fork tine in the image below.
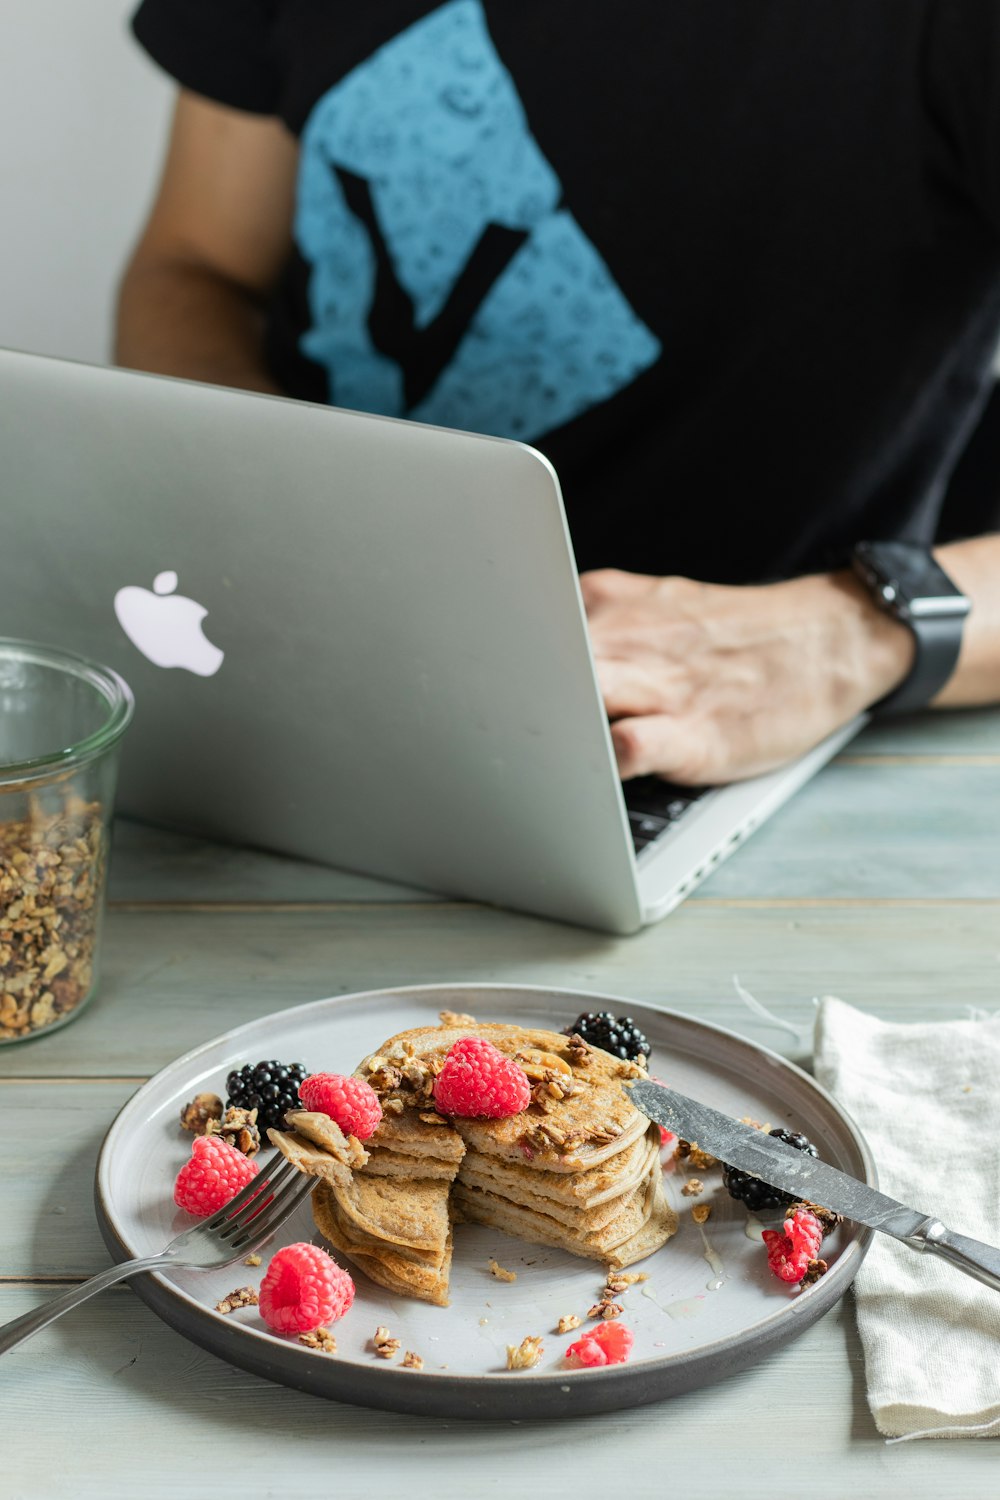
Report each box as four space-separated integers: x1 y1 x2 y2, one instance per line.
214 1162 300 1241
228 1174 314 1249
203 1155 296 1232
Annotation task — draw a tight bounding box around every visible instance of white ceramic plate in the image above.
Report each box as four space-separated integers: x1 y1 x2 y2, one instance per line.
95 984 874 1418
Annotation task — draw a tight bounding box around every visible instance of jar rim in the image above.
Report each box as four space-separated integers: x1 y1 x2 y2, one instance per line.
0 637 135 786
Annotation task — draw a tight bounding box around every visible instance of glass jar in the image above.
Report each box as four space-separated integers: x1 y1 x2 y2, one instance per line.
0 640 134 1044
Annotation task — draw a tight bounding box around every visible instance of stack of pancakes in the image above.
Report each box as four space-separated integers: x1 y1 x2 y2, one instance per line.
269 1018 676 1306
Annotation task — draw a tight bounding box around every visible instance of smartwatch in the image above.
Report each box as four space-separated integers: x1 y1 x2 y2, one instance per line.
850 541 971 715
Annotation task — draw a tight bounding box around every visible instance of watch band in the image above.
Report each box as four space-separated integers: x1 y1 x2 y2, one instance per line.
872 609 965 715
851 542 969 715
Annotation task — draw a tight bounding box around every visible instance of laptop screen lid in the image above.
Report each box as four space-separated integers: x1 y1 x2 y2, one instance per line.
1 349 644 932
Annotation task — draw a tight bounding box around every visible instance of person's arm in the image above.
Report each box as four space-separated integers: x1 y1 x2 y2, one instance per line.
581 533 1000 785
115 89 298 394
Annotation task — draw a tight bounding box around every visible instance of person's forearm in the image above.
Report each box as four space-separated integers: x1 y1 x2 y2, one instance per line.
115 256 284 395
930 534 1000 707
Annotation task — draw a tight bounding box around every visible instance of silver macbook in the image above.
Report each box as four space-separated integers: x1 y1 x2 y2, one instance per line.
0 348 863 933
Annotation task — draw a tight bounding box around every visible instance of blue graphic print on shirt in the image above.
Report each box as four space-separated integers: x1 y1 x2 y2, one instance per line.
296 0 661 441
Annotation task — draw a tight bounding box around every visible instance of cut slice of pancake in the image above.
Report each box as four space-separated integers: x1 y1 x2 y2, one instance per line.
282 1111 368 1167
330 1171 454 1256
312 1181 453 1307
266 1128 356 1190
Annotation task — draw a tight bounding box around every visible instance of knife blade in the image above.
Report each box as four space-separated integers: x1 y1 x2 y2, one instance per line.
627 1079 1000 1292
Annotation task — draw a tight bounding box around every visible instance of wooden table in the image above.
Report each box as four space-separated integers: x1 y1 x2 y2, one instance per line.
5 707 1000 1497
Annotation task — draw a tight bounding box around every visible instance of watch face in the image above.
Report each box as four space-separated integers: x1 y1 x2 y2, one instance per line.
854 542 971 619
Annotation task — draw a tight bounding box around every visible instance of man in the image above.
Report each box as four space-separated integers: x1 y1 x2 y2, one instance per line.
118 1 1000 786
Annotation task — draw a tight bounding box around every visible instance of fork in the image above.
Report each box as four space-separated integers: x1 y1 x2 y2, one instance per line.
0 1155 314 1355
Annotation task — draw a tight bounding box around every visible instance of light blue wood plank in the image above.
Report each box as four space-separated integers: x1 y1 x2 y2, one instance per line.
1 1287 997 1498
846 706 1000 756
109 820 437 904
0 1083 138 1277
698 762 1000 898
1 901 997 1078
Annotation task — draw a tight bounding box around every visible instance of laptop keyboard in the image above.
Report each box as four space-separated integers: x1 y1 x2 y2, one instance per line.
622 776 711 853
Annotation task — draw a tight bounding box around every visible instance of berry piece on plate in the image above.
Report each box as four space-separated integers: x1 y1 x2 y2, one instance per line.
298 1073 382 1140
565 1320 635 1367
174 1135 259 1216
226 1060 308 1132
564 1011 651 1063
762 1206 825 1284
721 1128 818 1212
258 1242 355 1334
432 1037 531 1118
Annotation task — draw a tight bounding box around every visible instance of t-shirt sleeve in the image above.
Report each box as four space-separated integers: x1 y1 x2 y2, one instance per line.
131 0 280 116
924 0 1000 242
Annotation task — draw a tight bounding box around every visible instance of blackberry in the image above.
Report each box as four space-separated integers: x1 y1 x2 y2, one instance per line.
565 1010 651 1063
722 1128 818 1213
225 1058 308 1133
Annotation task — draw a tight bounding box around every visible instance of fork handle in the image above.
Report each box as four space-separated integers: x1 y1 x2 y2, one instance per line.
0 1254 175 1355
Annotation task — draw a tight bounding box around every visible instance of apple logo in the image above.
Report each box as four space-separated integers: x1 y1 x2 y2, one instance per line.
113 571 225 677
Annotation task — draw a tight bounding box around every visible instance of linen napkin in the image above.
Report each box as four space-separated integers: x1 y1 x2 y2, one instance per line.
813 995 1000 1440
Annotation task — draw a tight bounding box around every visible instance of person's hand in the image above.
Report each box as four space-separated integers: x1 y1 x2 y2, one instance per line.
580 568 915 784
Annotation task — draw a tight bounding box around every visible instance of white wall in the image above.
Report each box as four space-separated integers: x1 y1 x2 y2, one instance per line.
0 0 173 364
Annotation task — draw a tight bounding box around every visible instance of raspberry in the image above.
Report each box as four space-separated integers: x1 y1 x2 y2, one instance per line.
174 1135 259 1216
566 1320 634 1367
762 1206 824 1284
298 1073 382 1140
432 1038 531 1118
258 1242 355 1334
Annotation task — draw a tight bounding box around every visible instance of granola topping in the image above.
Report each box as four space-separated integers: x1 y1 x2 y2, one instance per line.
439 1009 477 1027
401 1350 425 1371
243 1253 262 1267
678 1140 718 1171
506 1336 544 1370
681 1177 705 1197
373 1326 401 1359
0 797 104 1042
215 1286 259 1315
299 1327 337 1353
789 1200 843 1237
564 1034 593 1067
691 1203 712 1224
488 1258 517 1283
207 1105 261 1156
180 1093 224 1134
557 1314 582 1334
801 1257 829 1286
588 1300 624 1321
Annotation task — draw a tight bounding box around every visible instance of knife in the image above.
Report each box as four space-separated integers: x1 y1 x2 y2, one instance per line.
627 1079 1000 1293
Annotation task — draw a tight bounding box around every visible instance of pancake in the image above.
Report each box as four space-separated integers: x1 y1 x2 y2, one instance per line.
458 1132 659 1210
355 1022 646 1173
453 1171 678 1269
305 1015 676 1303
312 1181 453 1307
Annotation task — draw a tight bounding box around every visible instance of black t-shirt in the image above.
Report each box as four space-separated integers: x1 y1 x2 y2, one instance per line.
132 0 1000 581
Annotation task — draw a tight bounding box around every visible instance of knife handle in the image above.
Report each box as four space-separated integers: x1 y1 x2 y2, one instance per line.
908 1217 1000 1293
